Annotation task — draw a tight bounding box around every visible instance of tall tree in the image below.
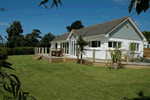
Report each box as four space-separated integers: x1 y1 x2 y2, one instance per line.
38 32 56 47
142 31 150 43
0 35 3 47
66 21 84 32
129 0 150 15
23 29 42 47
5 21 24 48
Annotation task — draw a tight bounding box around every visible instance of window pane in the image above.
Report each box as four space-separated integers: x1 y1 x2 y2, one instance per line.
92 41 97 47
63 43 64 48
118 42 121 48
136 43 139 51
108 42 112 47
89 42 91 47
130 43 135 51
98 41 101 47
113 42 117 48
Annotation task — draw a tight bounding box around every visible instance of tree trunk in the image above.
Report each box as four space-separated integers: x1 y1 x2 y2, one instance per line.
81 51 83 64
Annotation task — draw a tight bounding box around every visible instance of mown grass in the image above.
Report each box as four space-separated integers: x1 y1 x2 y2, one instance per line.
1 55 150 100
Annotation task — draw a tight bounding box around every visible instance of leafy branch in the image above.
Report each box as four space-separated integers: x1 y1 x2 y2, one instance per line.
0 61 36 100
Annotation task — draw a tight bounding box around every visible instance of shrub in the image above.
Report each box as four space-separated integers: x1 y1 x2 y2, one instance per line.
0 47 8 60
12 47 34 55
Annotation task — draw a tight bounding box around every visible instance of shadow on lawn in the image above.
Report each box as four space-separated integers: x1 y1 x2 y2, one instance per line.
0 61 14 70
124 91 150 100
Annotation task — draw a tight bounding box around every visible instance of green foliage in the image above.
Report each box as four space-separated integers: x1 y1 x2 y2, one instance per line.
38 32 56 47
0 48 8 60
3 55 150 100
6 21 24 48
0 47 34 55
142 31 150 43
23 29 42 47
109 46 123 63
129 0 150 15
0 61 36 100
76 35 88 64
12 47 34 55
39 0 63 9
109 46 125 69
66 20 84 32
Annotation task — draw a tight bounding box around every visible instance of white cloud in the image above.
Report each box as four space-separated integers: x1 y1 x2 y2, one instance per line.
0 22 9 26
112 0 128 5
134 20 141 26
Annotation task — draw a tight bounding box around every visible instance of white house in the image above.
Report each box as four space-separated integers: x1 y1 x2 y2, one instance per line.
50 16 148 59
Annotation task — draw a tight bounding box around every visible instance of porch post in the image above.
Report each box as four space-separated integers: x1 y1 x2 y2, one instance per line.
76 46 79 62
39 47 40 54
63 48 66 62
105 50 107 62
45 47 47 55
34 47 36 55
49 48 52 63
92 49 95 65
36 47 38 54
42 47 44 55
127 50 129 64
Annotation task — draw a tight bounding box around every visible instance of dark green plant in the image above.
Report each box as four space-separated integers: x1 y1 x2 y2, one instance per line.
0 47 8 60
39 0 63 9
66 21 84 32
6 21 24 48
75 35 88 64
38 32 56 47
109 46 125 69
0 61 36 100
129 0 150 15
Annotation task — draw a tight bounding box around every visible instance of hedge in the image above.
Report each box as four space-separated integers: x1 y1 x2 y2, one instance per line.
0 47 8 60
0 47 34 55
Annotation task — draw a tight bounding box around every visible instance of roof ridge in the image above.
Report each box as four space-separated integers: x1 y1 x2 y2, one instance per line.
74 16 129 32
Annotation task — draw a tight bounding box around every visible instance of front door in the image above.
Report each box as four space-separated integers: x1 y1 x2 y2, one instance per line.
70 40 76 56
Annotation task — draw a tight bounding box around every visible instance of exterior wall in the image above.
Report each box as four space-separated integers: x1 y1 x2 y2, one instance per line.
51 43 55 48
109 20 143 41
83 37 144 59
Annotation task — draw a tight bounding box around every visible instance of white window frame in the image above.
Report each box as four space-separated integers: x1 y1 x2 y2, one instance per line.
108 41 122 48
89 40 101 48
60 42 69 54
131 43 139 52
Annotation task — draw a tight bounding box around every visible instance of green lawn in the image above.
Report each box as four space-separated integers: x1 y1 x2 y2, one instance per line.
1 55 150 100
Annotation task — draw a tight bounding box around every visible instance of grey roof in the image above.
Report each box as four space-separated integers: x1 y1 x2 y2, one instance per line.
51 32 70 42
51 16 129 42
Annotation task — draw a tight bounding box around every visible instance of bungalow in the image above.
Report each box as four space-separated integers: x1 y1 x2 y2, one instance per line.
50 16 148 59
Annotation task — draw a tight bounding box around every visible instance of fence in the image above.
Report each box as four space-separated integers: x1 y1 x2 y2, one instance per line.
143 48 150 58
34 47 130 64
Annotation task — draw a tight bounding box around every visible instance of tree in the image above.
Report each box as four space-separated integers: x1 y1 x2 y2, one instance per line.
66 21 84 32
75 35 88 64
0 35 3 47
23 29 42 47
5 21 24 48
38 32 56 47
129 0 150 15
142 31 150 43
